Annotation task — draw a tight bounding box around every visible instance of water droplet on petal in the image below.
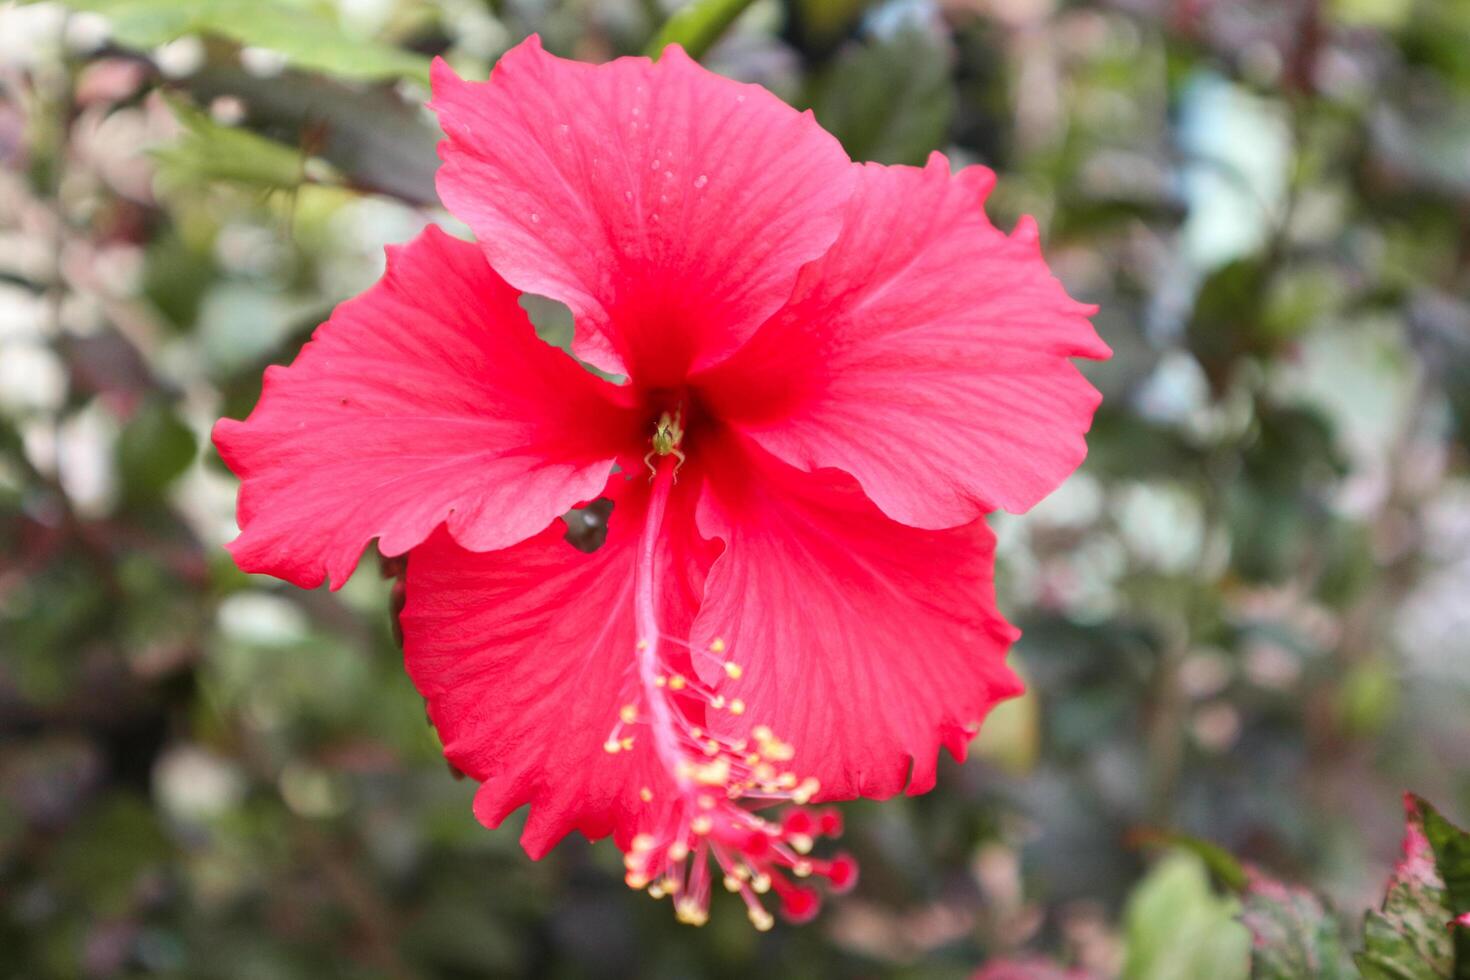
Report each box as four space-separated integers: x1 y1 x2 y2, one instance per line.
693 174 708 189
530 213 540 223
664 170 674 180
651 159 661 170
624 190 633 202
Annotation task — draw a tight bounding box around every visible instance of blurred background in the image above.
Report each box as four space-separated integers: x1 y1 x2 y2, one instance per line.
2 0 1469 976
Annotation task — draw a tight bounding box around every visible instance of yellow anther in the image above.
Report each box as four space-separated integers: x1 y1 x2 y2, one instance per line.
691 815 712 835
636 639 649 650
711 695 726 710
649 883 666 900
675 898 708 926
753 725 774 742
669 841 690 863
655 676 667 688
749 907 774 931
632 834 656 852
724 874 743 892
751 874 771 894
669 674 687 691
793 860 813 878
690 727 703 739
710 637 727 653
745 753 761 766
695 760 730 786
790 834 814 855
730 699 746 716
723 661 742 680
754 763 776 782
603 740 621 754
626 872 650 890
778 772 798 789
639 786 653 803
662 877 681 895
620 736 635 751
704 739 720 756
793 776 821 805
698 794 716 810
620 704 638 725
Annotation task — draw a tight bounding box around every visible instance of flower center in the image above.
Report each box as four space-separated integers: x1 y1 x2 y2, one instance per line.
642 407 686 481
602 457 856 928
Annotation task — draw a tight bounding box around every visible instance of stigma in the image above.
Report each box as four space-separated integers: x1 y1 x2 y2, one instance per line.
611 458 857 929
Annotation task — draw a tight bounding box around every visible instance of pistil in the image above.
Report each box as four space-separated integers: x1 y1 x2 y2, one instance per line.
610 457 856 928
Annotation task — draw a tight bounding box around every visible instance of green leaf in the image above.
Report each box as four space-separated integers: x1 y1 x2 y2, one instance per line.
115 399 197 504
182 63 440 204
56 0 432 82
1357 795 1470 980
1331 0 1414 28
1336 660 1400 738
52 794 173 916
804 24 954 166
1185 257 1270 393
647 0 763 60
1131 829 1248 892
1123 851 1252 980
155 99 325 191
1415 797 1470 978
1240 867 1357 979
791 0 872 46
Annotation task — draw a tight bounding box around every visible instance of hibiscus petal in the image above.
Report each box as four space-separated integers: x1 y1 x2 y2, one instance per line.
401 476 714 857
430 37 855 384
698 155 1111 528
213 225 638 589
692 431 1023 800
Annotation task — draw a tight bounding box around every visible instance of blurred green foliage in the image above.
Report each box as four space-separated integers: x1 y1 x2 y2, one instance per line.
152 100 331 192
1241 873 1357 980
45 0 435 81
3 0 1470 977
648 0 763 57
1122 852 1249 980
1357 798 1470 980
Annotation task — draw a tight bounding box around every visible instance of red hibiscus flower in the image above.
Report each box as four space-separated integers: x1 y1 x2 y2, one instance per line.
213 37 1109 928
